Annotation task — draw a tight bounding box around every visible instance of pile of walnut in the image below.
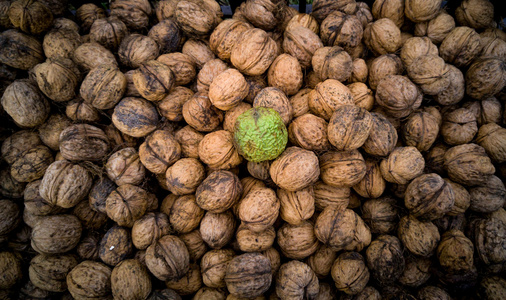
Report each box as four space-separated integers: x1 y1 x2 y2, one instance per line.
1 0 506 299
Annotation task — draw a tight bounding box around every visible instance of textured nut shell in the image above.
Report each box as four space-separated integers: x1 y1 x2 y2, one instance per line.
0 199 20 236
110 0 152 31
286 13 319 34
441 108 478 145
368 54 403 90
133 60 174 101
59 124 109 161
306 245 338 278
66 261 112 300
311 0 357 23
319 150 366 188
405 0 442 22
201 249 234 288
98 226 133 266
405 173 455 220
2 130 42 165
10 145 53 182
145 235 190 281
283 26 323 68
437 229 474 273
236 224 275 252
158 52 196 86
196 170 242 213
277 186 315 225
465 57 506 100
29 254 78 292
376 75 422 118
468 175 506 213
0 29 44 70
328 105 373 151
31 214 82 254
197 59 228 92
242 0 279 31
73 42 117 72
148 18 184 54
1 79 49 128
210 19 252 60
89 17 128 51
288 113 330 152
175 0 221 37
348 82 374 111
350 58 368 83
8 0 53 35
200 211 235 249
131 212 172 250
276 260 319 299
118 34 160 69
434 64 465 105
225 253 272 299
40 160 92 208
165 263 202 295
312 46 352 83
179 230 207 262
363 18 401 56
440 26 482 68
183 92 223 132
314 206 358 250
223 102 252 132
238 187 279 233
455 0 495 30
199 130 242 170
415 11 455 44
76 3 106 32
165 158 205 195
477 123 506 163
320 12 363 51
398 215 440 257
372 0 405 28
400 37 439 67
33 58 80 102
267 54 303 96
277 221 319 259
308 79 354 121
0 167 26 198
362 112 398 157
105 184 148 227
362 197 398 234
23 180 62 217
252 87 293 126
175 126 204 159
157 87 194 122
352 159 385 199
111 259 151 300
380 146 425 185
313 181 350 211
408 55 451 95
443 143 495 186
169 195 204 234
209 69 249 110
402 110 440 151
66 98 101 123
231 28 278 76
331 252 369 295
398 256 431 288
269 147 319 191
183 39 215 69
365 235 405 285
139 130 181 174
106 147 145 186
112 97 159 138
43 28 81 59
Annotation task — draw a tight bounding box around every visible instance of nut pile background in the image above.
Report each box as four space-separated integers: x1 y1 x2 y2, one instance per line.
1 0 506 299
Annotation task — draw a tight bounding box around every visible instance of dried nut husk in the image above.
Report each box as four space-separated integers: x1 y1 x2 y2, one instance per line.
362 197 398 234
306 245 338 279
0 199 20 236
246 161 270 181
72 200 108 230
1 79 49 128
468 175 506 213
209 69 248 110
402 110 440 151
405 0 441 22
407 55 451 95
286 13 319 34
165 263 202 295
365 235 405 285
397 215 440 257
400 37 438 67
442 179 469 216
319 150 366 188
288 113 330 152
131 212 171 250
2 130 42 165
362 112 398 157
320 11 363 51
455 0 495 30
28 254 78 292
480 37 506 61
236 224 275 252
157 87 193 122
269 146 319 191
424 143 448 174
183 92 223 132
466 57 506 100
380 146 425 185
331 252 369 295
24 180 64 216
196 170 242 213
8 0 53 34
355 2 374 27
138 130 180 175
148 19 184 55
368 54 403 90
231 28 278 76
314 206 358 250
72 42 117 72
465 97 503 126
10 145 53 183
398 256 432 288
157 52 196 86
80 65 126 110
253 87 293 125
313 181 350 211
165 158 205 196
168 195 204 234
59 124 109 161
111 259 151 299
31 214 82 254
439 26 482 68
437 229 474 273
198 130 242 170
308 79 354 121
352 159 385 199
40 160 92 208
311 0 357 23
43 28 81 59
197 59 228 93
112 97 159 138
283 26 323 69
277 186 314 225
89 16 127 51
175 126 204 159
66 261 112 300
66 98 101 123
76 3 106 32
267 54 303 96
433 64 465 105
443 143 495 186
225 253 272 299
350 58 368 83
478 276 506 300
0 29 44 70
210 19 252 61
276 260 319 300
183 39 215 69
347 82 373 111
277 221 319 259
145 234 189 281
441 108 478 145
414 11 455 44
241 0 280 31
105 147 144 186
106 184 149 227
328 105 373 151
97 226 133 266
363 18 402 56
471 217 506 266
118 34 159 69
132 60 174 101
177 230 207 263
312 46 352 82
110 0 152 31
372 0 405 28
238 187 279 233
477 123 506 163
89 178 116 214
175 0 222 37
200 211 235 249
201 249 234 288
33 58 80 102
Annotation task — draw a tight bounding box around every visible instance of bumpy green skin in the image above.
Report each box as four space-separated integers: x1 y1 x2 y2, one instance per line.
233 107 288 163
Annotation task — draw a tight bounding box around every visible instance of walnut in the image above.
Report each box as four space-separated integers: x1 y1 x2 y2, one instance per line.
175 0 222 37
283 26 323 69
276 260 319 299
29 254 78 292
414 11 455 44
405 0 442 22
165 263 202 295
455 0 495 30
72 200 108 230
332 252 369 295
201 249 235 288
183 92 223 132
76 3 106 32
398 256 432 287
66 98 101 123
139 130 181 174
365 235 405 285
440 26 482 68
198 130 242 170
380 146 425 185
209 69 249 110
231 28 278 75
225 253 271 299
8 0 53 35
437 229 474 273
179 230 207 262
398 215 440 257
236 224 275 252
133 60 174 102
277 221 319 260
73 42 117 72
210 19 252 61
466 57 506 100
277 186 314 225
132 212 172 250
364 18 402 56
267 54 303 96
0 199 19 236
111 259 152 300
443 143 495 186
270 147 319 191
31 214 82 255
468 175 506 213
112 97 159 138
362 197 398 234
59 124 109 162
308 79 354 120
106 184 149 227
314 206 358 250
328 105 373 151
67 261 112 300
110 0 152 31
0 29 44 70
169 195 204 234
33 57 81 102
183 39 215 69
238 187 279 233
196 170 242 213
352 158 386 199
145 235 190 281
118 34 159 69
319 150 366 188
200 211 236 249
288 113 331 152
148 18 185 54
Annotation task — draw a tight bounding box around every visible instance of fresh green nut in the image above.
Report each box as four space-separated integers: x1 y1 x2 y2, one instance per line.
233 107 288 163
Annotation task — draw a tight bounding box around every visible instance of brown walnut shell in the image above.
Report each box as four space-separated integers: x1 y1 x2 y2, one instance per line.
210 19 252 61
2 130 42 165
477 123 506 163
148 18 184 54
238 187 279 233
99 226 133 266
331 252 369 295
372 0 405 28
200 211 236 249
76 3 106 32
414 11 455 44
165 158 205 196
139 130 181 174
433 64 465 105
33 57 81 102
443 143 495 186
66 98 101 123
466 57 506 100
440 26 482 68
347 82 374 111
131 212 172 250
455 0 495 30
277 221 319 260
402 109 440 151
368 54 403 90
380 146 425 185
118 34 159 69
437 229 474 273
267 53 303 96
110 0 152 31
183 39 215 69
178 230 207 262
133 60 174 102
365 235 405 285
10 145 53 183
288 113 330 152
199 130 242 170
231 28 278 76
400 37 439 67
145 235 190 282
0 29 44 70
405 0 442 23
283 26 323 69
441 107 478 145
43 28 81 59
72 42 117 72
183 92 223 132
201 249 235 288
105 184 149 227
314 206 358 251
320 11 363 50
362 197 398 234
81 64 126 110
0 199 20 236
8 0 53 35
175 126 204 159
277 186 315 225
89 16 128 51
169 195 204 234
468 175 506 213
363 18 401 56
270 147 319 191
111 259 152 300
157 87 194 122
319 150 366 188
362 112 398 157
352 159 386 199
29 254 78 292
196 170 242 213
1 79 49 128
398 215 440 257
276 260 319 299
225 253 272 299
158 52 196 86
242 0 281 31
165 263 202 295
209 68 249 110
236 224 275 252
59 124 109 162
175 0 222 37
31 214 82 255
328 105 373 151
312 46 352 83
311 0 357 23
112 97 159 138
106 147 145 186
66 261 112 300
398 256 432 288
